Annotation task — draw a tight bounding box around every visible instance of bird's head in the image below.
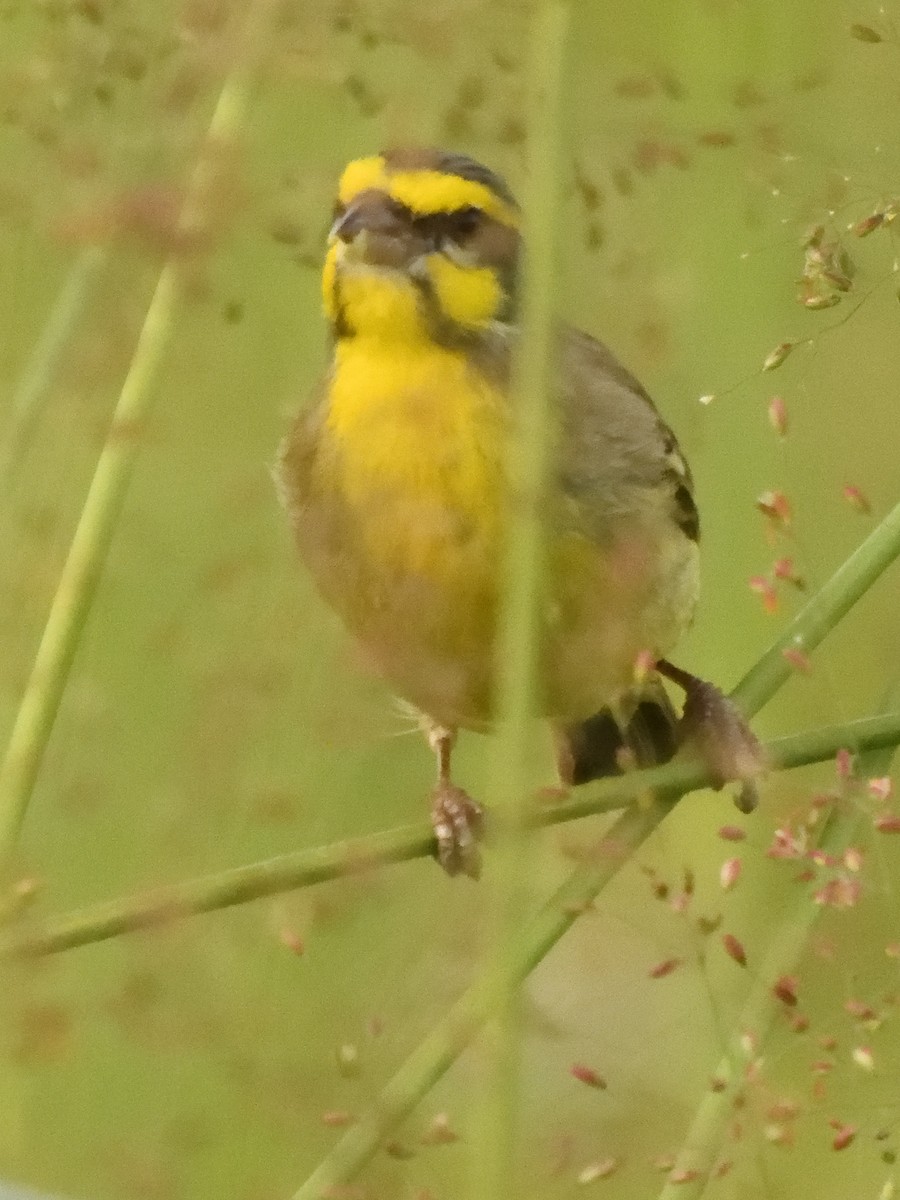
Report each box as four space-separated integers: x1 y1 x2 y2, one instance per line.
323 148 520 345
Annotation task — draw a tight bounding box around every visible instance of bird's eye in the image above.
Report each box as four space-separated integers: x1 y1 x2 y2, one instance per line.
332 200 346 220
449 205 482 238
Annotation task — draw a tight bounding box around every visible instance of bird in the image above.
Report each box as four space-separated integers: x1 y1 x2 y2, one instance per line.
276 147 764 879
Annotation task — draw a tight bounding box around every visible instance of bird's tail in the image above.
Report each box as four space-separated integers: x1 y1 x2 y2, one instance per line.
555 680 680 787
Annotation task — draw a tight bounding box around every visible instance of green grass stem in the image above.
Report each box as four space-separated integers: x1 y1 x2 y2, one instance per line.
3 712 897 959
0 5 271 870
475 5 570 1197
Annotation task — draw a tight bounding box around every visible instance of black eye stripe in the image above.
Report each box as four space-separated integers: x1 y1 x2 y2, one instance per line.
335 195 486 240
412 206 483 240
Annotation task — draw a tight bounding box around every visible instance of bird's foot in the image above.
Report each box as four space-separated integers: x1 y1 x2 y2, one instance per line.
658 661 767 814
430 782 485 879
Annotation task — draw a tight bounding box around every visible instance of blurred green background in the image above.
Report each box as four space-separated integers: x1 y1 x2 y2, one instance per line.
0 1 899 1197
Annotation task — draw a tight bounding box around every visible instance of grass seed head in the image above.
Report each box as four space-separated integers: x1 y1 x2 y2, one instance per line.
749 575 779 614
723 933 747 967
852 212 885 237
842 484 872 514
869 777 893 802
773 976 799 1006
801 291 841 310
851 1046 874 1072
773 556 805 588
421 1112 460 1145
322 1110 354 1127
720 858 742 890
782 647 813 674
649 957 682 979
570 1063 607 1090
835 748 854 779
756 489 793 526
768 395 789 435
336 1043 361 1077
577 1158 619 1184
831 1123 857 1151
719 825 747 841
843 847 864 872
668 1168 701 1185
762 341 796 372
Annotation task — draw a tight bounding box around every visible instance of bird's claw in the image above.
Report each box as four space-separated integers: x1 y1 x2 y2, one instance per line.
678 678 767 811
431 783 484 879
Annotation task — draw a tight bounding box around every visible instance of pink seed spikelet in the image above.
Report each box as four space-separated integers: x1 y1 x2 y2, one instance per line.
649 957 682 979
668 1168 701 1185
852 212 884 237
720 858 742 890
831 1123 857 1151
719 825 746 842
749 575 779 614
577 1158 619 1184
869 777 893 802
762 341 796 372
813 877 861 907
756 489 793 526
845 998 876 1021
843 847 863 872
835 748 853 779
722 933 747 967
773 556 805 588
570 1063 607 1090
772 976 799 1006
782 647 812 674
842 483 871 513
768 395 788 435
851 1046 874 1072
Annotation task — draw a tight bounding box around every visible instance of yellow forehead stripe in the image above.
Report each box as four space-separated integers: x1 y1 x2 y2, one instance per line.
337 156 520 229
391 170 519 227
337 156 387 205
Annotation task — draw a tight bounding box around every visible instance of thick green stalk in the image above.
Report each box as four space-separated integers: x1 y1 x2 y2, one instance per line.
475 5 570 1198
0 6 270 868
2 713 896 963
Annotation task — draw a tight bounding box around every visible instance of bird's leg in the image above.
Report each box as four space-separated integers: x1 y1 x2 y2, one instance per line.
425 721 484 879
656 659 766 814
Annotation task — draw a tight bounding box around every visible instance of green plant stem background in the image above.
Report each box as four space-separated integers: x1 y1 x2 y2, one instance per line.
1 2 899 1199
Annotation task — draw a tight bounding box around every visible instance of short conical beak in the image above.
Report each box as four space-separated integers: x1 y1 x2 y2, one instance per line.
328 191 421 269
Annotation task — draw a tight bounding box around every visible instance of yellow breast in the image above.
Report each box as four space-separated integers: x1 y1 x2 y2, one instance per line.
324 335 509 581
308 326 696 730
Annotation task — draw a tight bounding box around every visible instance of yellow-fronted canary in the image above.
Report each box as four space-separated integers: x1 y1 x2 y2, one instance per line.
277 147 763 877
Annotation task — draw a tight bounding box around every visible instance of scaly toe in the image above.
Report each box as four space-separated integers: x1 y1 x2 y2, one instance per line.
678 680 767 806
431 783 485 880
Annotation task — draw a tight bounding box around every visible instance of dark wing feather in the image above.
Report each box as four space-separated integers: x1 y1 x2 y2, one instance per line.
558 326 699 542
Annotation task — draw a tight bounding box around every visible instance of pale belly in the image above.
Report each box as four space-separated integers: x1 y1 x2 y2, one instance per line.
315 484 700 731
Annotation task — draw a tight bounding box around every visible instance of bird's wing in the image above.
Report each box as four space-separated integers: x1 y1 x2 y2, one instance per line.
557 325 699 543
